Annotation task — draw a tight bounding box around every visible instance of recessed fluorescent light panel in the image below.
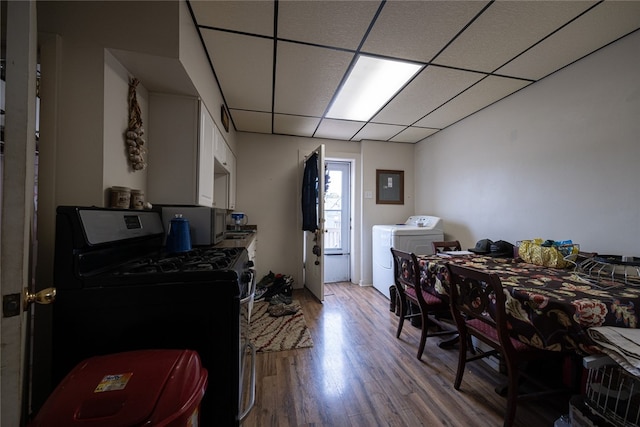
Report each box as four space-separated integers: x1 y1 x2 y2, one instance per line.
327 55 422 122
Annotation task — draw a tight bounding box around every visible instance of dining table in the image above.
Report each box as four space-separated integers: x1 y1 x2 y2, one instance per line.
415 253 640 355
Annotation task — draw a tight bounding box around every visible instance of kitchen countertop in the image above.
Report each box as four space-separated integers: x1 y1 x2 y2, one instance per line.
215 230 257 249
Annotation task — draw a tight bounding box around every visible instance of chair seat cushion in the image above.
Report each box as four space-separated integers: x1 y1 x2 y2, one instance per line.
405 287 446 306
467 318 532 352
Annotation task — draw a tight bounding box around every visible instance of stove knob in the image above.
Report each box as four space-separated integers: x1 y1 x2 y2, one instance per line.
246 260 254 269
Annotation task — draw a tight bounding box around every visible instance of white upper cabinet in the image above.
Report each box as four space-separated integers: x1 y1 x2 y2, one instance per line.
147 93 215 207
198 105 215 206
213 123 237 209
214 125 230 173
227 151 236 210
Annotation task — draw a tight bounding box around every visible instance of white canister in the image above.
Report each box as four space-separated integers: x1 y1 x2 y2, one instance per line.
130 189 145 210
109 186 131 209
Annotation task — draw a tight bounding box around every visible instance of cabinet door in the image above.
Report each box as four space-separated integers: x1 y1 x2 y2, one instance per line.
214 125 227 169
198 105 215 206
147 94 200 205
227 150 236 210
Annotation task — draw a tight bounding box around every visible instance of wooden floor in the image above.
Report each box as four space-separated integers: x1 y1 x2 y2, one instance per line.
242 282 573 426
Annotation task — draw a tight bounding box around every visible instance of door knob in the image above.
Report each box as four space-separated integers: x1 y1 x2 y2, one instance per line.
23 287 56 311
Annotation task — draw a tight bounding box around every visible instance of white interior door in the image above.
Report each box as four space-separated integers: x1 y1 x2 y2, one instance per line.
1 2 38 425
302 145 325 302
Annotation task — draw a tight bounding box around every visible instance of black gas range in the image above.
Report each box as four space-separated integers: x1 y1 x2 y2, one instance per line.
51 206 255 426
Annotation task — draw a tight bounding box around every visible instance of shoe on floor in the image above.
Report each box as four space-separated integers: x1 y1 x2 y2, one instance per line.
257 271 275 288
269 294 292 305
254 287 268 301
268 303 299 317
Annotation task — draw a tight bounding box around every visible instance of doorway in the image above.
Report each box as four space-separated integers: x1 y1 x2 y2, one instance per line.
323 160 351 283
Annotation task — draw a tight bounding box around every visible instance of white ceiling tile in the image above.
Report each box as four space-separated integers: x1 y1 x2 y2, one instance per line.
275 41 353 116
278 1 379 50
389 127 438 144
373 66 485 125
497 1 640 80
352 123 406 142
415 76 531 129
274 114 321 137
362 1 489 62
434 1 596 73
189 0 274 37
315 119 365 141
188 1 640 143
229 109 272 134
201 29 273 111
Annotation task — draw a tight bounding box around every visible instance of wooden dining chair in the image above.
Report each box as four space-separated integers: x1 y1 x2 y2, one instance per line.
391 248 457 360
431 240 462 253
446 263 570 427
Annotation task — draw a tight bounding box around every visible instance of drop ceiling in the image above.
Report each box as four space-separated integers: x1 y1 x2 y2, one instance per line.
188 0 640 144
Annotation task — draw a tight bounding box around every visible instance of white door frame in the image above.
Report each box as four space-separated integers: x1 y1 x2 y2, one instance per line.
323 159 352 283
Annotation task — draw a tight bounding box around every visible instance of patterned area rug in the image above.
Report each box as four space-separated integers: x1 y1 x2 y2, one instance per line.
249 300 314 353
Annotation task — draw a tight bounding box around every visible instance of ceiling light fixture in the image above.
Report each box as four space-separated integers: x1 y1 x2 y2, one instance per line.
326 55 422 122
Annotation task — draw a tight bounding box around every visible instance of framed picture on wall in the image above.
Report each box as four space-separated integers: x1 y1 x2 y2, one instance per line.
376 169 404 204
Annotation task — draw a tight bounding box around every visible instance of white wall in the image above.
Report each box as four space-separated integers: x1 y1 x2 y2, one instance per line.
103 50 148 197
50 35 106 207
415 30 640 256
360 141 416 285
236 133 366 287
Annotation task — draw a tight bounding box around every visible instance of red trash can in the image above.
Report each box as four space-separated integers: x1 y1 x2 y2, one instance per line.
30 349 208 427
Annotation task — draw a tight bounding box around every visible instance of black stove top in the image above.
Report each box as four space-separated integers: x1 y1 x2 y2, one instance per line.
54 206 251 292
113 247 244 276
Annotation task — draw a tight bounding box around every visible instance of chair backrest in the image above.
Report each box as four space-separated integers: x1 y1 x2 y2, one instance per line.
391 248 421 293
432 240 462 253
446 263 515 352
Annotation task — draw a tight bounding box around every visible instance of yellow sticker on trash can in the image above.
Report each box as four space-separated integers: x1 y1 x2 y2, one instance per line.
94 373 133 392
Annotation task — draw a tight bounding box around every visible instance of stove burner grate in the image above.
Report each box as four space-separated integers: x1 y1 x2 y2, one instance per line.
114 247 244 276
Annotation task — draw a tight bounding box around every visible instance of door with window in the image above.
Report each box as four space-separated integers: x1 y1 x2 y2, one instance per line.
324 160 351 283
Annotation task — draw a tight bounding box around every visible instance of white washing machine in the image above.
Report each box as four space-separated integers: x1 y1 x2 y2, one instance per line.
372 215 444 299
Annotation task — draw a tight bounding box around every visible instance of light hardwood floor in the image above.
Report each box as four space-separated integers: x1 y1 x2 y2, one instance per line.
242 282 575 426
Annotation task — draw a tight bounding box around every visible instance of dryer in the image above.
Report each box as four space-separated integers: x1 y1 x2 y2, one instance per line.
372 215 443 298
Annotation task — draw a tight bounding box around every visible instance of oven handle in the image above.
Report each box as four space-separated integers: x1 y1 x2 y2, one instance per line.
239 269 256 305
238 341 256 423
240 269 256 323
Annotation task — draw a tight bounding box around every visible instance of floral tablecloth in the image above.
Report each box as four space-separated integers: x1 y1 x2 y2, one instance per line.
416 254 640 354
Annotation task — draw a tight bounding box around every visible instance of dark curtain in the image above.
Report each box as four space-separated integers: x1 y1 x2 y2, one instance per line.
301 152 318 231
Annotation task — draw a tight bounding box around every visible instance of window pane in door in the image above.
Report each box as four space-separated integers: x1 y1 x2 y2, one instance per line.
325 169 342 250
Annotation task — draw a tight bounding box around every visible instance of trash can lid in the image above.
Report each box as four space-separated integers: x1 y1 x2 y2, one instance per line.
31 349 207 427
